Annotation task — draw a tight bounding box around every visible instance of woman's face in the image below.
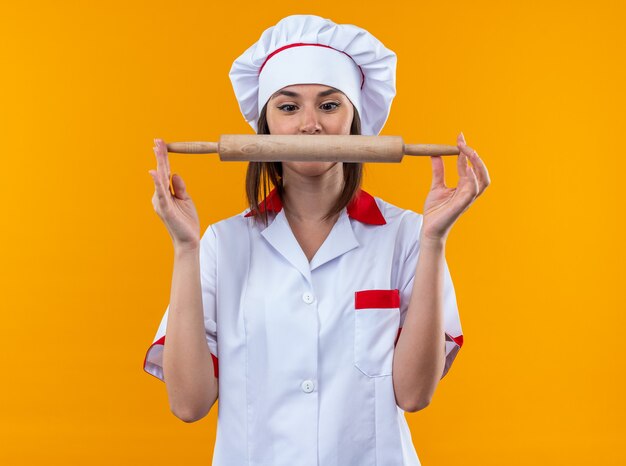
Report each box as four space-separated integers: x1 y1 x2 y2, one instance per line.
266 83 354 135
265 83 354 178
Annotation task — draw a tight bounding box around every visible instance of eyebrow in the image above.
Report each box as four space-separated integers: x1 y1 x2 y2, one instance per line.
271 88 342 99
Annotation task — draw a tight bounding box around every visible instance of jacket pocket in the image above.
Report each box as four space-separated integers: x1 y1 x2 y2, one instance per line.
354 289 401 377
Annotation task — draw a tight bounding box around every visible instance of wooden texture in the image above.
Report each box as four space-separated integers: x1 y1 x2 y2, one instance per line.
166 135 459 161
404 144 460 156
166 141 219 154
218 134 404 162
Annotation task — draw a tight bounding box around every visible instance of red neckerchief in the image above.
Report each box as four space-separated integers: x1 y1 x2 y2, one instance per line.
245 188 386 225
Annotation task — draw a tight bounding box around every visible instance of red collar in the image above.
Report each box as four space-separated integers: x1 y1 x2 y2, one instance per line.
245 188 386 225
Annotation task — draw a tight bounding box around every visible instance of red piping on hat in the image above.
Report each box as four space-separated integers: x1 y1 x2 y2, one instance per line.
259 43 365 90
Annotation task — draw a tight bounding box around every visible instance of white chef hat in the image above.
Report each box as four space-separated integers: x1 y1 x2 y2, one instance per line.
229 14 397 136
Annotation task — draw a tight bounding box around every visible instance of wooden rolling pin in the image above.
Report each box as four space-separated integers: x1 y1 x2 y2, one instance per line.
166 135 459 162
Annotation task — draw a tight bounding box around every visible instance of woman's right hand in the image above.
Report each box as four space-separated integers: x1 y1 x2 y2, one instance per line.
149 138 201 250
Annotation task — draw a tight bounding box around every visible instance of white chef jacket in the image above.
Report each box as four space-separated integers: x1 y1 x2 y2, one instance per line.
144 189 463 466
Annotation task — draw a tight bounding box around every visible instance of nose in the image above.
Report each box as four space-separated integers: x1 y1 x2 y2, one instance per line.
299 107 322 134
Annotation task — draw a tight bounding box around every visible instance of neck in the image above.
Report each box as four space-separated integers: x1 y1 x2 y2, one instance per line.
281 164 344 222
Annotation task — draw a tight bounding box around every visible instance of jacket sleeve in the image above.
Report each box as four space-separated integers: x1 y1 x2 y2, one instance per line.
395 213 464 380
143 225 219 381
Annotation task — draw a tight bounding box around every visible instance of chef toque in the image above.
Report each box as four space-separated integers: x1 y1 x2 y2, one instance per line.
229 14 397 136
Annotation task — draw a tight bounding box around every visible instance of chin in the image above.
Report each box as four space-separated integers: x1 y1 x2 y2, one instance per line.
283 161 339 177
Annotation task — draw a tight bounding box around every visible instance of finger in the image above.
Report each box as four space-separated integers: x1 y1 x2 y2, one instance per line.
153 139 171 189
155 138 171 180
171 173 189 200
152 146 169 191
457 145 473 182
454 167 479 213
151 189 161 212
154 144 175 197
467 164 480 198
457 133 490 194
149 169 169 211
159 140 176 197
457 148 468 179
463 149 489 196
457 134 474 159
430 156 446 189
467 150 491 195
149 169 171 210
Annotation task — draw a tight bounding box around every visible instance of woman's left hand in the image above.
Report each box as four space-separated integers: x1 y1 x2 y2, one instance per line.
420 133 491 243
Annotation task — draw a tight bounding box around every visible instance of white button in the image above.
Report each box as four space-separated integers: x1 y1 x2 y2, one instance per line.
302 292 315 304
301 380 315 393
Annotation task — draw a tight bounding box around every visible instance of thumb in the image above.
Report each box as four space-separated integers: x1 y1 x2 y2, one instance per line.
171 174 189 200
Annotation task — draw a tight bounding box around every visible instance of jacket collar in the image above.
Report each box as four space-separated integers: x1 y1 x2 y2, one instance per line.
245 188 386 225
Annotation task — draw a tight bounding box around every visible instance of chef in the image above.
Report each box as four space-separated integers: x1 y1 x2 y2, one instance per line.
145 14 490 466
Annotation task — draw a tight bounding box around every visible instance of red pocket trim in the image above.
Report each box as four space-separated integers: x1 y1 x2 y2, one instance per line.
355 289 400 309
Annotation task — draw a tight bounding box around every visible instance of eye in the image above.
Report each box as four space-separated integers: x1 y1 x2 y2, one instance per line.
277 104 298 112
320 102 340 111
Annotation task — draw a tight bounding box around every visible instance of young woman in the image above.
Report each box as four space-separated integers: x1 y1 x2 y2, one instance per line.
145 14 490 466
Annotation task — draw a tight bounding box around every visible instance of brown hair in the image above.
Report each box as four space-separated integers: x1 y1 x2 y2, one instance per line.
246 103 363 226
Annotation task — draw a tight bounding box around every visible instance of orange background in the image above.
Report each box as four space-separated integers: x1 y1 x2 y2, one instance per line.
1 0 624 464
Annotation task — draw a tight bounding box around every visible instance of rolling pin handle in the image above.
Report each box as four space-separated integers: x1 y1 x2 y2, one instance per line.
404 144 460 156
166 141 219 154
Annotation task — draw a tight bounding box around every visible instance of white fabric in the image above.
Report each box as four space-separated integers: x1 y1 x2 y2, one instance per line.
229 14 397 135
257 44 363 123
144 194 462 466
